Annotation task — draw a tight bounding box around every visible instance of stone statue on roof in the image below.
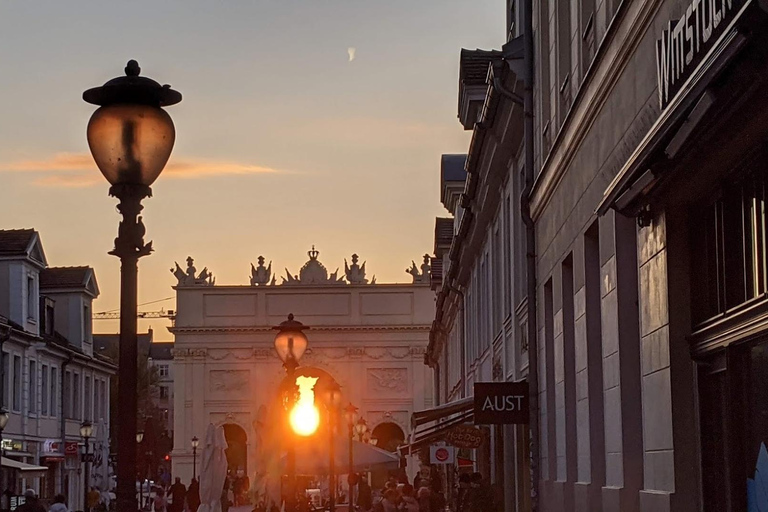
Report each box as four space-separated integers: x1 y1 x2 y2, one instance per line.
406 254 431 284
281 246 345 285
171 256 215 286
345 254 369 284
250 256 272 286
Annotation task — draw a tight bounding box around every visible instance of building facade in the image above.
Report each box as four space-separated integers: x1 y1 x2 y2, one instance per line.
0 229 114 511
169 249 434 491
148 342 174 439
424 1 768 511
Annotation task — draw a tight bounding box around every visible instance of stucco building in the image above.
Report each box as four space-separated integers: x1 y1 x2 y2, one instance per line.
0 229 114 510
168 248 434 490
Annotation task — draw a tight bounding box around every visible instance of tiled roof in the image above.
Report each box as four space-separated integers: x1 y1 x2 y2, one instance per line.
434 218 454 250
0 229 36 256
40 267 90 289
149 342 174 360
441 154 467 183
94 331 154 357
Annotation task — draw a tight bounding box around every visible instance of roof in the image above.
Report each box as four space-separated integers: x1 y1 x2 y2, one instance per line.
40 267 90 289
441 154 467 183
0 229 37 256
94 330 154 357
149 342 174 360
434 218 454 251
459 49 502 86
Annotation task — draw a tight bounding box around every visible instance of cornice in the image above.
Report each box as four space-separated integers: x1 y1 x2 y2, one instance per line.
169 324 431 334
530 0 663 220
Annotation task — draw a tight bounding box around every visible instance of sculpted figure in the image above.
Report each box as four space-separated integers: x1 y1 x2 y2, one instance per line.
250 256 272 286
345 253 369 284
171 256 214 286
406 254 432 283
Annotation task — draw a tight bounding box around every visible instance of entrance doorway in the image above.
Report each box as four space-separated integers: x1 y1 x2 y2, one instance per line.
223 424 247 474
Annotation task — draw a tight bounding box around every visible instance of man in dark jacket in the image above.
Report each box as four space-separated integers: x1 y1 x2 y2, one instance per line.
16 489 45 512
169 477 187 512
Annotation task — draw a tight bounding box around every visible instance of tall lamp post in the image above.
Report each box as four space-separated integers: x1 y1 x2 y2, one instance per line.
320 382 342 512
83 60 181 512
273 314 309 512
81 421 95 512
191 436 199 481
354 418 368 442
343 403 358 509
136 431 144 511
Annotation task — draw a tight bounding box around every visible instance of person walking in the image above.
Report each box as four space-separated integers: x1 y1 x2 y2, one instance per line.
49 494 68 512
357 478 372 512
187 478 200 512
169 478 186 512
153 488 168 512
398 485 418 512
15 490 45 512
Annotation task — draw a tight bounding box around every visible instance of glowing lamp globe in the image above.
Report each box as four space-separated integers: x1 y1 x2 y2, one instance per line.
80 420 94 439
354 417 368 437
273 314 309 365
290 402 320 437
83 60 181 187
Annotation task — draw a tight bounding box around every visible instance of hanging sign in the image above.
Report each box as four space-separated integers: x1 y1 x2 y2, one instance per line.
473 381 529 425
429 445 455 465
655 0 747 109
445 425 483 449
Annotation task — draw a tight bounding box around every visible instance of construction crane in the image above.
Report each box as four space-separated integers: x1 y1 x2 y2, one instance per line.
92 308 175 320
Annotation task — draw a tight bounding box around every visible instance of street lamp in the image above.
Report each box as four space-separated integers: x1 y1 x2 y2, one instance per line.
0 407 10 462
319 382 342 512
191 436 199 481
344 403 358 509
354 418 368 442
80 421 95 512
273 314 309 512
83 60 181 512
136 432 144 510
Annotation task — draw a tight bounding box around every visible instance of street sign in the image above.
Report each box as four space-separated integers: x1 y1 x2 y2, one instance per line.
445 425 483 449
474 381 529 424
429 445 455 465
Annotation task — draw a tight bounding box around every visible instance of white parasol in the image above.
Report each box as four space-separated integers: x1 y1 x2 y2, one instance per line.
197 424 229 512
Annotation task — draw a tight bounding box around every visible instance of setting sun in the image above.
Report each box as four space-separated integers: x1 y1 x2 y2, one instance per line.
290 376 320 436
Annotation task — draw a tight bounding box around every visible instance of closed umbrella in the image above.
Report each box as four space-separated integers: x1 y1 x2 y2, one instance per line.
197 424 229 512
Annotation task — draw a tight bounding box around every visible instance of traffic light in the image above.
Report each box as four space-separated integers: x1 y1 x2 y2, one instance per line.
164 454 170 462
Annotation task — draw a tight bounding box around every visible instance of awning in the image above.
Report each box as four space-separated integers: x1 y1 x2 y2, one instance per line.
1 457 49 476
282 438 400 474
401 397 474 456
597 1 757 216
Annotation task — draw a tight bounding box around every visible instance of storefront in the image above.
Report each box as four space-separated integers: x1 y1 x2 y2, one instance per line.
599 3 768 509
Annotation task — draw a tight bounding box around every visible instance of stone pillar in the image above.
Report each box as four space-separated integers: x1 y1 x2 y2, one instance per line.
636 209 700 512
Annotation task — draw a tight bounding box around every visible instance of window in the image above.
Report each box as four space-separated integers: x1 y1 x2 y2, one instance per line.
2 353 8 409
493 226 502 334
12 355 20 412
41 365 49 416
159 386 169 400
94 380 100 421
158 365 169 378
84 376 91 421
83 304 91 343
27 276 35 320
45 304 55 335
63 371 72 418
29 361 37 414
691 159 768 325
73 373 80 420
50 367 58 417
504 195 512 314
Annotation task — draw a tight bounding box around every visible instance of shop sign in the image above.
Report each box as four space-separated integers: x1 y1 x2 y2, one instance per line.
64 442 79 457
473 381 529 425
42 440 61 455
445 425 484 449
9 496 26 511
429 444 455 465
1 439 22 452
656 0 746 109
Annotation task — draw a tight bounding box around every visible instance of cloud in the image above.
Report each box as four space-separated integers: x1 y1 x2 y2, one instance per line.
0 152 283 187
348 47 356 62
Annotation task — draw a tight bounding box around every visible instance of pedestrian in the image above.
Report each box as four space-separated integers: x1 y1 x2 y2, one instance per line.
456 474 470 512
154 488 168 512
88 487 101 512
398 485 418 512
416 487 430 512
169 478 186 512
16 489 44 512
379 490 398 512
49 494 68 512
187 478 200 512
357 478 372 512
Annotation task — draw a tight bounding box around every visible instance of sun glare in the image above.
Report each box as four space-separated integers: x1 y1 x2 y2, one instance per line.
290 376 320 436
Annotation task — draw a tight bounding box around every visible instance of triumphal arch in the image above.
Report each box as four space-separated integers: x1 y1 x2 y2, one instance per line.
168 247 435 489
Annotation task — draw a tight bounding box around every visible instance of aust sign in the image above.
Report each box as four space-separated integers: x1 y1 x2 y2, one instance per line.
474 381 529 425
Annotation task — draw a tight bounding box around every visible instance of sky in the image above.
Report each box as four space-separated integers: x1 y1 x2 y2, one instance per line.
0 1 504 341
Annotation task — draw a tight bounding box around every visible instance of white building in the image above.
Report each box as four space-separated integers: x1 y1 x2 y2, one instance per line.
0 229 115 510
148 342 174 438
169 248 434 491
